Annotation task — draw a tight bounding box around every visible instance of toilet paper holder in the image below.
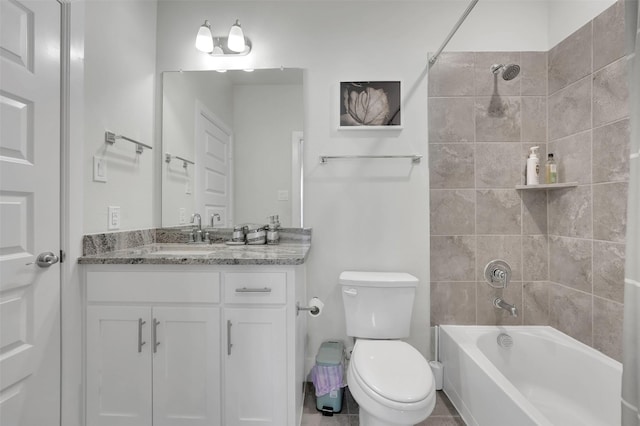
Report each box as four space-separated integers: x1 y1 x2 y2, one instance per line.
296 302 320 316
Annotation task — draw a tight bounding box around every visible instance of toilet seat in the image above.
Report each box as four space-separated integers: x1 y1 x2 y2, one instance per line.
350 340 435 410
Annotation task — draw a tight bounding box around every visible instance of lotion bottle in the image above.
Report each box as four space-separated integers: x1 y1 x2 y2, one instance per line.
526 146 540 185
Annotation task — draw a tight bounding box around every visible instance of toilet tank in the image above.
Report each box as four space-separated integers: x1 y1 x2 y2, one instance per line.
339 271 418 339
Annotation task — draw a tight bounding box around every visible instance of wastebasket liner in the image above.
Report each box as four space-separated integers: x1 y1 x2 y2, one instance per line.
311 364 346 396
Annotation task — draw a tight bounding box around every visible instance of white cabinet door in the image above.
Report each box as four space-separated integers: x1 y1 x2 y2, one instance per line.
86 306 152 426
153 306 221 426
224 307 287 426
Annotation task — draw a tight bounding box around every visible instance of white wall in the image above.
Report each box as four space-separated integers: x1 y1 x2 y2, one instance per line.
155 0 551 371
548 0 617 48
233 84 303 226
83 0 158 233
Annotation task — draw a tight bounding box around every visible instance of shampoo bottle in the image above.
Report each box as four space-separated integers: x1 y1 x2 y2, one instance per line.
545 153 557 184
526 146 540 185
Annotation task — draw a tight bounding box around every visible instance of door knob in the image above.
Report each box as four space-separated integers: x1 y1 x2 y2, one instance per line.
30 251 60 268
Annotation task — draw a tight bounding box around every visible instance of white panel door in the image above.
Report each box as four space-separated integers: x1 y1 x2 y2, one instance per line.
86 306 152 426
195 102 233 227
0 0 61 425
224 308 286 426
152 306 221 426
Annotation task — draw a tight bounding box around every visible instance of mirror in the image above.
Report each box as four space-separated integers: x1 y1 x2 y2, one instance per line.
161 68 304 228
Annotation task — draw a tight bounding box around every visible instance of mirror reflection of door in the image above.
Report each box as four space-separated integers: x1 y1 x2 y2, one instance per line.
195 103 233 227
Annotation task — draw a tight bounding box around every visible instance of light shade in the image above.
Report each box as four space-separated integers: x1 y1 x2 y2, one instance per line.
195 20 213 53
227 19 246 53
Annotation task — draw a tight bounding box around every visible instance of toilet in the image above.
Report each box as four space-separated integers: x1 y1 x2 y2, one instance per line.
340 271 436 426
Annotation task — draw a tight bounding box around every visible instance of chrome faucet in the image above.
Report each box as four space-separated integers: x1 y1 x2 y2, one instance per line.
493 297 518 317
190 213 203 242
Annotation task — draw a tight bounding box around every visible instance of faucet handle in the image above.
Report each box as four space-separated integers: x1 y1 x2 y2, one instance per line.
484 260 512 289
210 213 221 227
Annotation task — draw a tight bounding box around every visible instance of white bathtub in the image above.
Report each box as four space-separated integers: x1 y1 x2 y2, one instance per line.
439 325 622 426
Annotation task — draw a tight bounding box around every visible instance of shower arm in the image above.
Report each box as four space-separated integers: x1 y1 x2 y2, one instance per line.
429 0 479 66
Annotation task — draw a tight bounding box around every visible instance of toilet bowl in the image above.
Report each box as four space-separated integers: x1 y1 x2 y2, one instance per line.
347 339 436 426
340 271 436 426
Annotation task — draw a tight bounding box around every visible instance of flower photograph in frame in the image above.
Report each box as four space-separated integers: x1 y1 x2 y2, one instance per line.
339 81 401 128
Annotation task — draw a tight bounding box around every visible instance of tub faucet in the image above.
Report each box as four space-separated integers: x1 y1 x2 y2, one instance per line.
493 297 518 317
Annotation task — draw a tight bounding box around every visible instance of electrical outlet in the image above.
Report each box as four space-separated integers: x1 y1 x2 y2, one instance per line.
93 156 107 182
108 206 120 230
278 190 289 201
179 208 187 224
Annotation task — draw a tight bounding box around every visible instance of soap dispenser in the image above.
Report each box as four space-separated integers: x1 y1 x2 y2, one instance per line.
526 146 540 185
267 215 280 245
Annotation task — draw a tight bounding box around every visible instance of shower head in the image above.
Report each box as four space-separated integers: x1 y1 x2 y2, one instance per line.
490 63 521 81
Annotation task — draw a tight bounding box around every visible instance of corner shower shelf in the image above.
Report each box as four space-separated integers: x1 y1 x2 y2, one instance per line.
515 182 578 190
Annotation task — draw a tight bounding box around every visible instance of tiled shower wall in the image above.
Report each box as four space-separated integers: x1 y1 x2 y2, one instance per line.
428 0 629 361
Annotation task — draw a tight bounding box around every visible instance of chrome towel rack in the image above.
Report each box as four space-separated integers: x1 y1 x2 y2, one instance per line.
319 154 422 164
165 153 195 168
105 130 153 154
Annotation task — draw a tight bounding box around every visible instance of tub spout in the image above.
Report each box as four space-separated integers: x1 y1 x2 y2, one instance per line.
493 297 518 317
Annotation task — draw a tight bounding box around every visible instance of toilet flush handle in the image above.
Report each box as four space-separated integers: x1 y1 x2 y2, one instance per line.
343 288 358 296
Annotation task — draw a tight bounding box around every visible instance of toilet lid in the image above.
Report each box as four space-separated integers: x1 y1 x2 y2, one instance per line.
352 340 433 404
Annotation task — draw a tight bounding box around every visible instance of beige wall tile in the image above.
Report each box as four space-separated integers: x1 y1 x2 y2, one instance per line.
428 97 475 142
549 284 593 346
593 119 630 183
593 58 629 127
430 190 475 235
549 236 593 293
430 282 477 325
548 77 592 141
429 144 475 189
593 0 626 71
593 241 626 303
593 182 628 243
593 297 624 361
548 22 592 94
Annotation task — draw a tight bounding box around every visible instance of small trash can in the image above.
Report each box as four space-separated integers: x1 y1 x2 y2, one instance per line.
311 340 345 415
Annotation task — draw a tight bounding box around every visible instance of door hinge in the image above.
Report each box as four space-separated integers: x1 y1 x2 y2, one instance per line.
59 249 66 263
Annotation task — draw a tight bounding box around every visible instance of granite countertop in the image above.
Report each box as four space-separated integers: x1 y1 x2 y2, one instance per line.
79 227 311 265
78 242 311 265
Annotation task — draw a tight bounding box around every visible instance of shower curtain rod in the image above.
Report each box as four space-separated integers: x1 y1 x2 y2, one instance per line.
429 0 479 65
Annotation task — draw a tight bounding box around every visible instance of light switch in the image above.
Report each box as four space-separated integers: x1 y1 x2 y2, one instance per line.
93 156 107 182
108 206 120 230
179 208 187 224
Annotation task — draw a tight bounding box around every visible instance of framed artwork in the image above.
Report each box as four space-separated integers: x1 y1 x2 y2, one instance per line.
339 81 401 129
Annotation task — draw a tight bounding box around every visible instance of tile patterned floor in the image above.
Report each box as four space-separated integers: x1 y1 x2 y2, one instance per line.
301 383 465 426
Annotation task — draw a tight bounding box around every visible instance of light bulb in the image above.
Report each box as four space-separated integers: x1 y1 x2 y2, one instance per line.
227 19 246 53
195 20 213 53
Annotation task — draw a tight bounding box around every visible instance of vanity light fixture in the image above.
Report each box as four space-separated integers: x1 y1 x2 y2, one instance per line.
195 18 252 56
227 20 245 52
195 20 214 53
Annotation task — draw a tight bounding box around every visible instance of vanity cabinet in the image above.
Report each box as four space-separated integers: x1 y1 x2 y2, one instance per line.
86 305 220 426
84 265 306 426
85 270 221 426
223 272 288 425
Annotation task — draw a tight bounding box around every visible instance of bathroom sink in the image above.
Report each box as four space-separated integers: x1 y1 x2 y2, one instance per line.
148 245 220 256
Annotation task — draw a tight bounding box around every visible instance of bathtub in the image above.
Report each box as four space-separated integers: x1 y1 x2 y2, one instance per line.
439 325 622 426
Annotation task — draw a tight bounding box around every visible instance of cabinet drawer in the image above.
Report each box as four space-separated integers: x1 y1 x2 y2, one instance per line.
224 272 286 304
87 271 220 303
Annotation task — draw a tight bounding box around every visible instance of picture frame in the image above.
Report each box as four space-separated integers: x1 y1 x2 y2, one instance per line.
339 81 401 129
